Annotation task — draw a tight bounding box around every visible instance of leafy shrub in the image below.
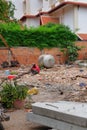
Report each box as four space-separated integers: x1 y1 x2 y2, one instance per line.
0 22 77 48
0 81 28 108
0 22 79 62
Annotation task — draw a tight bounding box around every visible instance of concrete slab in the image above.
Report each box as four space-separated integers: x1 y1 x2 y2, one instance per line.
27 112 87 130
32 101 87 127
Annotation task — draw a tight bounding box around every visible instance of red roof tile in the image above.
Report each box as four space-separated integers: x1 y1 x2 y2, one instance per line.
77 34 87 41
40 16 59 25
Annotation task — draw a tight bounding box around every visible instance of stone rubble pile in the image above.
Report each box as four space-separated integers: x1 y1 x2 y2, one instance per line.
0 64 87 102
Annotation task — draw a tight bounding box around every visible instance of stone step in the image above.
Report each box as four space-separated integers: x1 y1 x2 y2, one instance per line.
31 101 87 127
27 112 87 130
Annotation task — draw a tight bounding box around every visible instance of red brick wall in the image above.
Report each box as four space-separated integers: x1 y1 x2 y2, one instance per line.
76 41 87 60
0 41 87 65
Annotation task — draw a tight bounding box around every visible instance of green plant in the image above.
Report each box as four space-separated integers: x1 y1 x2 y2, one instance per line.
0 0 16 22
61 44 81 63
0 23 77 48
10 71 18 75
0 22 79 62
14 84 28 100
66 45 80 62
0 81 28 108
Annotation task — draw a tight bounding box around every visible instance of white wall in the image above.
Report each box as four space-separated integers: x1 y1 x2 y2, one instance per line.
29 0 43 14
78 7 87 33
75 0 87 3
25 18 40 28
9 0 87 20
10 0 24 19
64 0 87 3
61 6 74 31
9 0 87 32
43 0 50 11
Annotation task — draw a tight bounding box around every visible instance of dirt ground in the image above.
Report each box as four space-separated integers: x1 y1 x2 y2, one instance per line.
1 63 87 130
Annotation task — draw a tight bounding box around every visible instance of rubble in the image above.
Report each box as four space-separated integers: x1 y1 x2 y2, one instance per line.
0 64 87 103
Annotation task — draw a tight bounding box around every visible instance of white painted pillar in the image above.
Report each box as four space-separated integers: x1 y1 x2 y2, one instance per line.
73 5 78 32
26 0 30 14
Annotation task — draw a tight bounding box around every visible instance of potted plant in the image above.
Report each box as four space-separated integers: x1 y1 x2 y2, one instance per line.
0 81 28 109
13 84 28 109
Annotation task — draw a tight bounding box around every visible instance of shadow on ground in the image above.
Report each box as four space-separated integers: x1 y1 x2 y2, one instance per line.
30 126 51 130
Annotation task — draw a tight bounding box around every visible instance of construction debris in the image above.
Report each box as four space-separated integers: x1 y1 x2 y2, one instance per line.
0 34 20 68
27 87 39 95
0 64 87 103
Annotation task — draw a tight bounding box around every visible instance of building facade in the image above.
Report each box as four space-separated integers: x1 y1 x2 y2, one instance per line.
10 0 87 38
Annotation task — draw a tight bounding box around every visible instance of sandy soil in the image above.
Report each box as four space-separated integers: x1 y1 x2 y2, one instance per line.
3 109 51 130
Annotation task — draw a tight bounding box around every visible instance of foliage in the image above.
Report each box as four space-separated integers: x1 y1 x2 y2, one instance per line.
10 71 18 75
0 23 77 47
66 45 81 62
0 22 79 62
0 0 16 22
14 84 28 100
0 22 23 31
61 45 81 63
0 81 28 108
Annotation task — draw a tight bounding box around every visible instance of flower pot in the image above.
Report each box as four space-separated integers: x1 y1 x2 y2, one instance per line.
13 99 25 109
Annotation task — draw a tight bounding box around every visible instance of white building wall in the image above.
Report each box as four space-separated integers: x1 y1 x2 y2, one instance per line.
61 6 74 31
42 0 50 11
9 0 87 33
63 0 87 3
10 0 24 19
78 7 87 33
10 0 87 20
23 18 40 28
50 0 56 5
75 0 87 2
29 0 43 14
